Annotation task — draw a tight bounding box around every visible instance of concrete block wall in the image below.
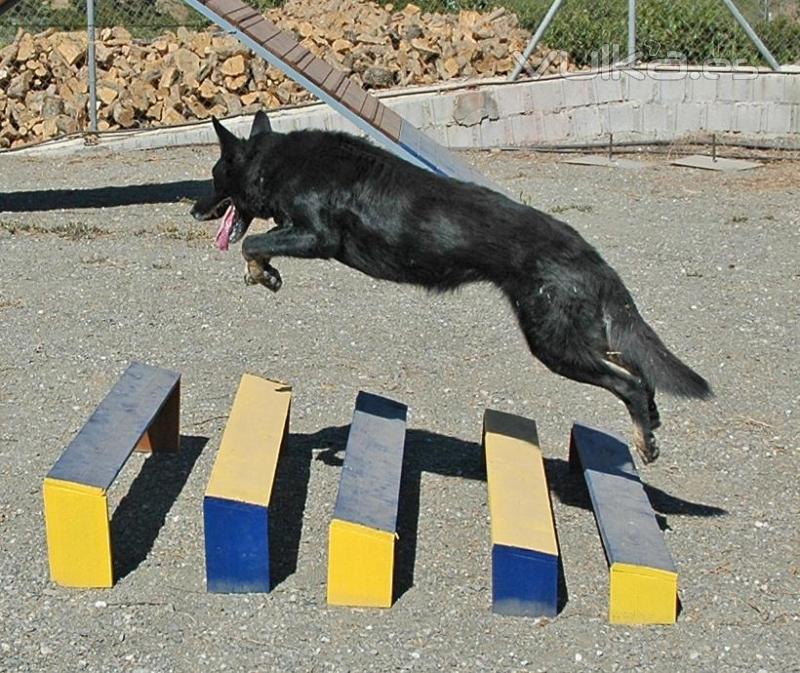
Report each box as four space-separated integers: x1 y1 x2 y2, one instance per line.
415 68 800 148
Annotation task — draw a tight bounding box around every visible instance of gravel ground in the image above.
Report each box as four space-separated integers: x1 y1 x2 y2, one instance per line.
0 142 798 673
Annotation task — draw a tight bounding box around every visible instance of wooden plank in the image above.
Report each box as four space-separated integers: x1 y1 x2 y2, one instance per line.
332 392 406 533
298 56 332 86
284 44 310 67
294 51 317 73
0 0 24 15
327 391 407 607
333 75 350 100
339 81 368 116
378 107 403 142
263 31 297 59
47 362 180 490
205 0 247 18
239 13 266 32
225 6 259 23
205 374 291 508
483 409 559 617
321 69 346 97
203 374 291 593
242 19 280 44
570 422 678 624
361 95 380 125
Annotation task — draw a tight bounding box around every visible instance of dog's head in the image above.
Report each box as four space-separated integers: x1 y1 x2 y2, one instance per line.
191 111 272 250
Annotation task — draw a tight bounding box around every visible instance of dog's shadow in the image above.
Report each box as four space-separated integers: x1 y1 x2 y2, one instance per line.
270 423 726 611
0 180 210 212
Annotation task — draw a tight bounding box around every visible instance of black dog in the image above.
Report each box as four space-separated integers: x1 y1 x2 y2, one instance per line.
192 111 711 463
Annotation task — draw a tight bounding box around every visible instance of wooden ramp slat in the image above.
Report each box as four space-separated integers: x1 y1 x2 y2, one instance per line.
203 374 291 593
0 0 23 15
483 410 559 617
327 392 407 608
570 422 678 624
181 0 505 193
43 362 180 588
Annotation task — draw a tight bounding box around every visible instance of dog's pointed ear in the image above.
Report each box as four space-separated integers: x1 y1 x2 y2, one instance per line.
212 116 239 155
250 110 272 139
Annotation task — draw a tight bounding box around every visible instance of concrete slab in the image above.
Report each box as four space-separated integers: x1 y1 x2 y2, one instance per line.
671 154 762 171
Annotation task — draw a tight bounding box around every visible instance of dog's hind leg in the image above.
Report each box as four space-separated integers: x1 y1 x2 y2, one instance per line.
599 358 659 463
553 355 658 463
514 299 659 463
611 352 660 430
647 386 661 430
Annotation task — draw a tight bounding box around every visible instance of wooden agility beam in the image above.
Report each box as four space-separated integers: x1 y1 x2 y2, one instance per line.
327 391 407 608
180 0 503 191
570 422 678 624
203 374 292 593
43 362 180 588
483 409 559 617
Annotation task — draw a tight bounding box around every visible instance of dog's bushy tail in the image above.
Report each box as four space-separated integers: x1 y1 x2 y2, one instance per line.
606 301 713 399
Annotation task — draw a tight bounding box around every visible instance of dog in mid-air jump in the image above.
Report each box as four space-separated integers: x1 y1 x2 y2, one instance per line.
191 111 712 463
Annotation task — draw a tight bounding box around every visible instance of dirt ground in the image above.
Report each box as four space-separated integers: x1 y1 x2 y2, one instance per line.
0 142 798 673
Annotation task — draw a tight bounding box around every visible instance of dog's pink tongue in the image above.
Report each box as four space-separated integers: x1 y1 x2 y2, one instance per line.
215 204 236 251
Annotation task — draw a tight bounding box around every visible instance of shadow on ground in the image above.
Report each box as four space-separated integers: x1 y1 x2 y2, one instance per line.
110 434 207 581
0 180 209 212
269 423 726 608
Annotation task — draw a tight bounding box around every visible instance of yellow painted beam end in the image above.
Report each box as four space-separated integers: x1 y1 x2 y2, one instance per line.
43 478 113 588
609 562 678 624
327 519 395 608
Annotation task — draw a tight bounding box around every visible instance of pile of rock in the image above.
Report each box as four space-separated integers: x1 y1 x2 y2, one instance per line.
0 0 573 148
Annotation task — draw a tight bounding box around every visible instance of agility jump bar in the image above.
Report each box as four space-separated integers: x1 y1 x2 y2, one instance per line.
180 0 501 191
570 422 678 624
483 409 559 617
327 392 407 608
204 374 291 593
43 362 180 588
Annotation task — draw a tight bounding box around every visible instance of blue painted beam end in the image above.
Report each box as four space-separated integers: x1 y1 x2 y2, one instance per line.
492 544 558 618
204 496 270 593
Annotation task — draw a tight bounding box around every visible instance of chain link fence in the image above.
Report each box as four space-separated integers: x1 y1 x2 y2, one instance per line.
1 0 798 149
415 0 799 67
450 0 799 68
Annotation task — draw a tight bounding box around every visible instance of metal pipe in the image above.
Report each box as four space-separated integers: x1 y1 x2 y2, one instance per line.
719 0 781 71
628 0 637 64
509 0 566 81
87 0 98 133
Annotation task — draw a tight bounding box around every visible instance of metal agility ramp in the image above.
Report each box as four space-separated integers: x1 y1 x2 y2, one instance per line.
181 0 502 191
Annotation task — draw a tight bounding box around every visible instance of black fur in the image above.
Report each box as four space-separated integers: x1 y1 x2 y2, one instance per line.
192 112 712 463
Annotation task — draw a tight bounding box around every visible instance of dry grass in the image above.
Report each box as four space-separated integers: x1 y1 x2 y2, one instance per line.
0 220 107 240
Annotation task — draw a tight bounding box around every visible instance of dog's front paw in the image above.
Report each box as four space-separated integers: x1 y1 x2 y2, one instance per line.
244 259 282 292
262 266 282 292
